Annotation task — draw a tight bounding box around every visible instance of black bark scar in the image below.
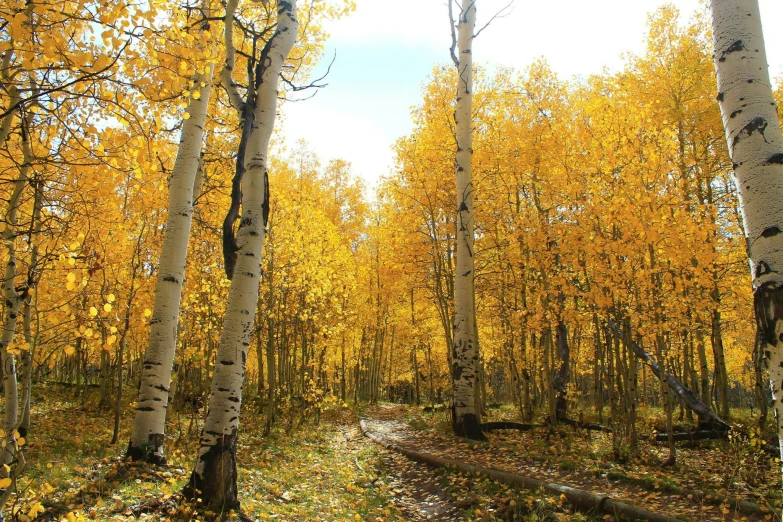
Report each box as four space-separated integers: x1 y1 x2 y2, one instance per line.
719 40 746 62
733 117 768 147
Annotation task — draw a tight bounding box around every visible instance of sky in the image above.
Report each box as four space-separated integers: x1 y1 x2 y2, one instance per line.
279 0 783 191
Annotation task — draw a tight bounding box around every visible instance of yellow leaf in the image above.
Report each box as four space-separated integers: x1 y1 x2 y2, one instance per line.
64 346 75 356
104 303 112 312
0 478 11 489
90 307 98 317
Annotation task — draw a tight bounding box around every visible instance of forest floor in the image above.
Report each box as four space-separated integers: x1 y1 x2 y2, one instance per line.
10 386 596 522
362 403 781 522
4 386 781 522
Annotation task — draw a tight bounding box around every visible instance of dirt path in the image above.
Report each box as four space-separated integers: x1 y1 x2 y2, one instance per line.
361 404 769 522
337 418 462 521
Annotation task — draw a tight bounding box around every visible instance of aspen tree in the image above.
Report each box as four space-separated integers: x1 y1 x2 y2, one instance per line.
126 0 217 464
710 0 783 479
449 0 485 440
184 0 298 510
0 108 33 508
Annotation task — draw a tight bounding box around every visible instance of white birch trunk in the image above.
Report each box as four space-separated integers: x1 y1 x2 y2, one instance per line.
0 49 18 147
710 0 783 485
185 0 298 510
0 109 33 506
126 0 215 464
451 0 484 440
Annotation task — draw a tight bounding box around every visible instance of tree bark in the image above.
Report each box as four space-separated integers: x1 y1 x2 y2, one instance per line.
184 0 298 511
607 320 730 431
127 0 216 464
754 331 768 425
710 0 783 482
553 321 570 421
0 107 33 489
449 0 484 441
18 176 42 438
263 231 276 437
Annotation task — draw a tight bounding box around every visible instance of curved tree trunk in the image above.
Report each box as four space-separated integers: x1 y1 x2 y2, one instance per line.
184 0 298 511
710 0 783 483
127 0 216 464
450 0 484 442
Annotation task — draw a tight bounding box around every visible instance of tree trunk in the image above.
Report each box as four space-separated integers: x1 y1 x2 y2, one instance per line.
656 333 676 464
185 0 298 511
710 0 783 480
340 333 346 402
413 347 420 406
593 314 604 422
128 0 216 464
263 234 276 437
711 307 730 419
0 108 33 482
449 0 483 441
607 320 729 431
696 329 710 406
754 331 768 425
18 176 42 438
543 328 556 425
112 229 143 445
553 321 570 420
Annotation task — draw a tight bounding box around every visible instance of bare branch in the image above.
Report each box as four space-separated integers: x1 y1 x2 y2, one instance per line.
282 49 336 93
220 0 245 114
448 0 459 67
473 0 513 39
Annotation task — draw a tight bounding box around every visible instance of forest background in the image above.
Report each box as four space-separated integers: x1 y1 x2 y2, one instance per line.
1 0 783 520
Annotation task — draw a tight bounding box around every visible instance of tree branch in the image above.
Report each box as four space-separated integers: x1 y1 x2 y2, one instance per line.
0 39 131 121
448 0 459 67
220 0 245 114
473 0 513 39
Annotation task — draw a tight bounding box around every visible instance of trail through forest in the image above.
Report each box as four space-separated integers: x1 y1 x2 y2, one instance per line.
361 404 772 522
341 420 462 521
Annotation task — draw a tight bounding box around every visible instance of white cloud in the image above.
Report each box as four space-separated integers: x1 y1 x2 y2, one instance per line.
279 100 395 190
282 0 783 190
323 0 450 48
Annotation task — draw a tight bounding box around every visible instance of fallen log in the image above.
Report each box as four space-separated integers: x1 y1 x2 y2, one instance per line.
359 419 683 522
648 430 780 458
480 421 538 431
558 417 613 433
606 319 730 432
603 470 771 519
653 430 726 443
